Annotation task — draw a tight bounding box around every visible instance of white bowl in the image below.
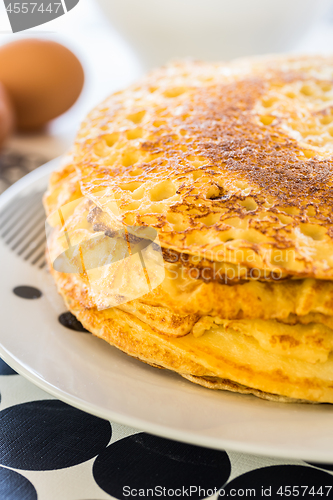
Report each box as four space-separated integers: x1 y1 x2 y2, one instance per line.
95 0 332 69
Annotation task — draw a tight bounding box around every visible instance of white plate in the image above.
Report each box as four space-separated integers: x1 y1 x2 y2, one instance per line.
0 158 332 463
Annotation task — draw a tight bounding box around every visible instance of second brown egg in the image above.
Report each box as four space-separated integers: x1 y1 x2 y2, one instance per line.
0 82 15 149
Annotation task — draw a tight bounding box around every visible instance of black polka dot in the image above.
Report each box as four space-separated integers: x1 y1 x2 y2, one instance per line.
13 286 42 299
58 312 90 332
306 462 333 472
220 465 333 499
93 433 230 499
0 466 37 499
0 400 111 470
0 358 17 375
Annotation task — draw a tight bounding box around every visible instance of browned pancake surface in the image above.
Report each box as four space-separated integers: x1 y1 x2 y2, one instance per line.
74 56 333 278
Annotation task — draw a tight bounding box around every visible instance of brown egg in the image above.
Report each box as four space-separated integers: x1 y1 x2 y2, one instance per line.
0 82 15 148
0 39 84 131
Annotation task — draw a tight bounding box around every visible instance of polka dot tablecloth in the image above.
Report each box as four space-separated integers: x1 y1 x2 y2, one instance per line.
0 359 333 500
1 145 333 500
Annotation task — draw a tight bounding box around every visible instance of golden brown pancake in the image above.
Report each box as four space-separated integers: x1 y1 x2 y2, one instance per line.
44 55 333 403
74 55 333 279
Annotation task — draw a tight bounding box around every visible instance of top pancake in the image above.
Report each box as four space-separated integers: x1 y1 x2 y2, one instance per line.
73 55 333 279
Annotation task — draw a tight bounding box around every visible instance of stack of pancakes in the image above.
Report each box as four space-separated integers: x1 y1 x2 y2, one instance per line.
44 55 333 403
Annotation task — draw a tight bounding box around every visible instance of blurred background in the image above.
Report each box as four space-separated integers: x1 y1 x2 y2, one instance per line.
0 0 333 193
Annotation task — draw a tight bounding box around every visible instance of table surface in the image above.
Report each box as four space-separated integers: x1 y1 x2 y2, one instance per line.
1 1 333 498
